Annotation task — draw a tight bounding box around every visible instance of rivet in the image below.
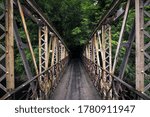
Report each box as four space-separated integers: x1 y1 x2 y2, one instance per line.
6 72 9 74
141 49 144 52
141 71 144 73
141 28 144 30
140 6 143 9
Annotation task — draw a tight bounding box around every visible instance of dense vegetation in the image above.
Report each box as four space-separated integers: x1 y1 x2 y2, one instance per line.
36 0 112 54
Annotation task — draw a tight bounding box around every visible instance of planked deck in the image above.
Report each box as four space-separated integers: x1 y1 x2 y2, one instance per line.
51 59 101 100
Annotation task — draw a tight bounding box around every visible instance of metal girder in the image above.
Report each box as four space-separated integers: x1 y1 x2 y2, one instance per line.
112 0 131 73
14 21 36 98
83 0 150 99
90 0 123 39
97 25 112 99
0 2 6 94
5 0 14 91
17 0 38 75
0 0 69 100
39 26 49 80
142 0 150 92
24 0 70 53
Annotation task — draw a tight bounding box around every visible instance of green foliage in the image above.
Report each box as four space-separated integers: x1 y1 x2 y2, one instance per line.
36 0 101 49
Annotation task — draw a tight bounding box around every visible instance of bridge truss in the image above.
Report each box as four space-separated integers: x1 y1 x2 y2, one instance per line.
0 0 69 99
83 0 150 99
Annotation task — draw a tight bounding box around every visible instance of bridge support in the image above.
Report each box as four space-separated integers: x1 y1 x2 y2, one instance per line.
135 0 144 92
83 0 150 99
0 0 69 100
135 0 150 93
5 0 14 92
83 25 112 99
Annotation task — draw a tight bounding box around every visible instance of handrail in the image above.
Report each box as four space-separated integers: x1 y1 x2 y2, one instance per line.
0 57 68 100
83 57 150 100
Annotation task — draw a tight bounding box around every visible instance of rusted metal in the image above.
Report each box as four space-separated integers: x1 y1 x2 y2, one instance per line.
0 57 69 100
83 57 150 100
1 0 150 100
0 0 69 99
83 0 150 99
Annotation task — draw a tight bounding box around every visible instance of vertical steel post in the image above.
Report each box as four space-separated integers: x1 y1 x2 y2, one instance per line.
135 0 144 92
5 0 14 91
39 26 48 79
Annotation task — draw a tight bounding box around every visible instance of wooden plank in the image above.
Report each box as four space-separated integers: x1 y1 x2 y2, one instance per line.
5 0 14 91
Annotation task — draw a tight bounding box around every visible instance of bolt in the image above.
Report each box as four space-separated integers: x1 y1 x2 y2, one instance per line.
141 71 144 73
141 49 144 52
141 28 144 30
140 6 143 9
6 72 9 74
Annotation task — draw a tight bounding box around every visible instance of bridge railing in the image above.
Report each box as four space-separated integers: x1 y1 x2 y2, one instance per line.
0 0 69 99
83 0 150 99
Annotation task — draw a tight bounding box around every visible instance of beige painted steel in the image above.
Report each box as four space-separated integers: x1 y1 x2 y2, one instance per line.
17 0 38 75
51 36 57 66
5 0 14 91
135 0 144 92
102 25 106 82
112 0 131 73
39 26 48 75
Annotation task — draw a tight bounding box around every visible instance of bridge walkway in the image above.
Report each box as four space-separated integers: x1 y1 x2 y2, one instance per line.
51 59 100 100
